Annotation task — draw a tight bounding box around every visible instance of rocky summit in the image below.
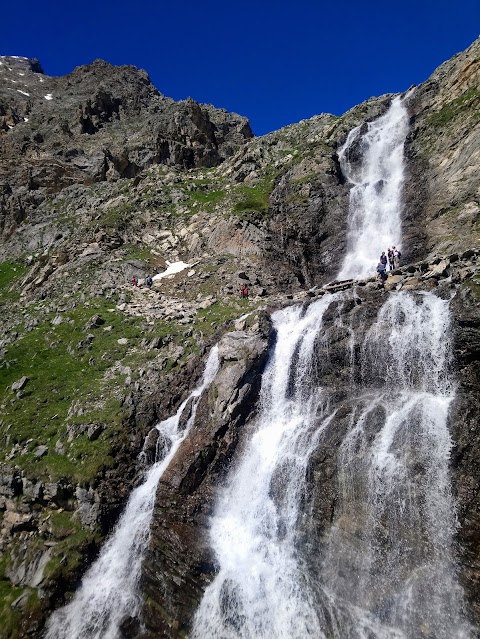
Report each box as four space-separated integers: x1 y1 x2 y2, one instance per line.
0 38 479 639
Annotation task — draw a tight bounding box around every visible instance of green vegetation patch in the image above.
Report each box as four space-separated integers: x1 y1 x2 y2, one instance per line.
426 88 480 128
0 261 28 304
233 177 274 216
0 579 39 639
186 189 226 209
0 296 147 482
196 299 254 338
92 202 139 233
121 243 156 264
43 510 100 585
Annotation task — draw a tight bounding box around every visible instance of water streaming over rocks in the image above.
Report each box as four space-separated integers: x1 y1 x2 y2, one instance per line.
44 347 220 639
191 295 340 639
337 95 410 280
191 292 470 639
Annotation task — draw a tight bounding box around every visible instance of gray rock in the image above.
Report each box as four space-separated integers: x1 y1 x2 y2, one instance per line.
87 424 104 441
75 486 101 529
11 376 29 392
34 445 48 458
83 314 105 330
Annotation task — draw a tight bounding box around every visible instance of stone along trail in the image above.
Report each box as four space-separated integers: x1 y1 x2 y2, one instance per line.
44 347 220 639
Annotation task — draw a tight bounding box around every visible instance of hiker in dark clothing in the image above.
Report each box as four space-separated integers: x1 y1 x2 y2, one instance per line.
380 252 388 269
376 261 387 282
387 248 395 271
146 276 153 288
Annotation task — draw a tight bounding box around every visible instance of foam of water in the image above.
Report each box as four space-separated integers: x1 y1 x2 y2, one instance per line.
44 347 220 639
337 96 409 280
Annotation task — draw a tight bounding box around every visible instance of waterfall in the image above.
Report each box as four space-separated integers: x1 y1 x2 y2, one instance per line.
319 292 470 639
192 292 470 639
337 96 409 280
44 346 220 639
192 295 341 639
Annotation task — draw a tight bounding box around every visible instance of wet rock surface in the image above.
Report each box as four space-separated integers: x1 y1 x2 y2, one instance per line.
142 314 271 637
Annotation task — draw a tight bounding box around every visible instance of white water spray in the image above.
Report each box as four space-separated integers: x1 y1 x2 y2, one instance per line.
337 96 409 280
44 347 219 639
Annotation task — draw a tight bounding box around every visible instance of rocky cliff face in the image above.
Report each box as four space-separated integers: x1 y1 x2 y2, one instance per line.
0 38 478 638
0 55 252 237
403 38 480 261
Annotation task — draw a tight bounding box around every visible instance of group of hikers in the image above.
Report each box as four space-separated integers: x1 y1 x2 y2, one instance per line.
376 246 402 282
131 276 153 288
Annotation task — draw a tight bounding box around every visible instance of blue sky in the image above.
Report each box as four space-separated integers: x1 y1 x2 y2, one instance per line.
3 0 479 134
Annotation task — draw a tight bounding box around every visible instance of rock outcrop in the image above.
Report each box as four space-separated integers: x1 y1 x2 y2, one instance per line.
403 38 480 262
0 56 252 237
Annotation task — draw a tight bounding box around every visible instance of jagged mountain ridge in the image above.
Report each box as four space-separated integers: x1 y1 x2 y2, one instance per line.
0 39 478 638
0 55 252 236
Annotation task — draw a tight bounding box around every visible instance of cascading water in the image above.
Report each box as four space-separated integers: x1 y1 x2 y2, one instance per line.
192 295 341 639
337 95 409 280
319 292 470 639
44 346 220 639
192 292 470 639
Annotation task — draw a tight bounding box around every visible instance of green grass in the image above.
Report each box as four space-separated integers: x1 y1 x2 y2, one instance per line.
187 189 226 209
0 579 40 639
122 243 155 263
0 296 147 482
196 299 254 337
233 177 274 216
426 88 480 128
0 261 28 304
43 510 100 585
92 202 138 233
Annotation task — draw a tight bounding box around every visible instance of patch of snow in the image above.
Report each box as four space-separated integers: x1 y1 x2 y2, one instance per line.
8 125 14 129
152 261 192 281
24 117 29 122
19 72 24 76
39 77 44 83
17 90 29 96
44 93 53 100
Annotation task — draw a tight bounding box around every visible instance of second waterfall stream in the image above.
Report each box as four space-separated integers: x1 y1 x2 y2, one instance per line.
44 347 220 639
